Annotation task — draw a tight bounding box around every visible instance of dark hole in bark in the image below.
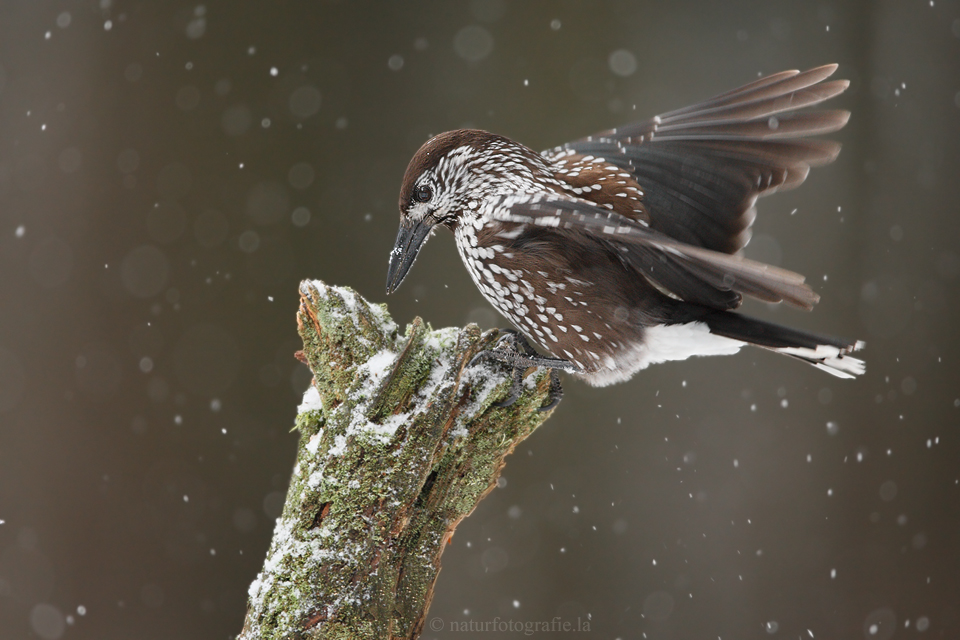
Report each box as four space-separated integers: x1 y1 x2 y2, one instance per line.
415 471 439 510
310 502 332 529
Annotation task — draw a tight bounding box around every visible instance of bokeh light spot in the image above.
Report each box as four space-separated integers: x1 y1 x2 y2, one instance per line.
30 603 65 640
454 25 494 62
608 49 637 77
480 547 509 572
291 207 311 227
287 163 315 189
221 105 252 136
288 85 322 118
121 245 170 298
238 230 260 253
186 15 206 39
642 591 674 621
246 181 289 225
863 608 896 640
262 491 285 519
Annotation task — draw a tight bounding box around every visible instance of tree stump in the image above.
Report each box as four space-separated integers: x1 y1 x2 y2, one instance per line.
238 280 557 640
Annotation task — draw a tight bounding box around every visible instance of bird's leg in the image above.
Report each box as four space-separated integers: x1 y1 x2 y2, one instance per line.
471 329 576 410
508 330 565 411
471 329 578 371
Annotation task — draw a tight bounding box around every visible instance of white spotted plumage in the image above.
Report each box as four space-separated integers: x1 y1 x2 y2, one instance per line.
393 67 866 386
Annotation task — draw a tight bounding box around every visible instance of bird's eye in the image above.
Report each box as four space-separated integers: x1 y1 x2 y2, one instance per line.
414 185 432 203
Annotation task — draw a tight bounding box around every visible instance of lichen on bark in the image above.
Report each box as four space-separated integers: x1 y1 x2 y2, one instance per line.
238 280 557 640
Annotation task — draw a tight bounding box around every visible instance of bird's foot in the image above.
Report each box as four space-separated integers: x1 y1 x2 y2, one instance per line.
470 330 574 411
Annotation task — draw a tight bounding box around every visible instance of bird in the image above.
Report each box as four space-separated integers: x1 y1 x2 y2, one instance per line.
386 65 864 409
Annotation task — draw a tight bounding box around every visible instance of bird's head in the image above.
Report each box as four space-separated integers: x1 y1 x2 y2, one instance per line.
386 129 515 294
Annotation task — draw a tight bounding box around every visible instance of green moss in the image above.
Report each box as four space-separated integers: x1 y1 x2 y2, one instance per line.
292 410 324 435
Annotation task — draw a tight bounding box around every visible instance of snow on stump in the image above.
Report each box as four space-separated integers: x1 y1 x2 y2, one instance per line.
238 280 557 640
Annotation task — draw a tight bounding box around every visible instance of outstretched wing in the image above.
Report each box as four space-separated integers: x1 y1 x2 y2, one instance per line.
488 194 820 311
542 65 849 254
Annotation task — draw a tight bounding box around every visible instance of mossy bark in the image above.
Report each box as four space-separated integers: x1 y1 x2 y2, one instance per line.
238 280 557 640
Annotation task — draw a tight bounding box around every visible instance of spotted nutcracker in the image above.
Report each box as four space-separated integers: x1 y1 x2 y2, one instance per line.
386 65 864 409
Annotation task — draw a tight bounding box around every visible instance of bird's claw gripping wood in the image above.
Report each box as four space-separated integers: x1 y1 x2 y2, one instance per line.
490 366 525 408
470 330 572 411
539 371 564 412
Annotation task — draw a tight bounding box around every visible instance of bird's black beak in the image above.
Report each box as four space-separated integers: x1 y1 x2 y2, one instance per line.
386 218 434 294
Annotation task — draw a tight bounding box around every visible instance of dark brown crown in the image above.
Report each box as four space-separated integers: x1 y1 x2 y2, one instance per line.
398 129 514 212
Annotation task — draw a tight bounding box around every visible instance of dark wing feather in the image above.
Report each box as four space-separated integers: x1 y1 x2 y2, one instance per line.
624 143 762 252
652 110 848 140
489 194 820 311
541 65 849 255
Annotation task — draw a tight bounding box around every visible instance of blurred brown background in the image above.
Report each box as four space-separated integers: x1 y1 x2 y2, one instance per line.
1 1 958 638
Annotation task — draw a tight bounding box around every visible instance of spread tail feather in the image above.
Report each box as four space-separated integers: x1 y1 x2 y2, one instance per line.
701 311 865 379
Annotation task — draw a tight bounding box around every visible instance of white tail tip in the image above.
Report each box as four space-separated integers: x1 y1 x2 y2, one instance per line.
775 342 866 379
